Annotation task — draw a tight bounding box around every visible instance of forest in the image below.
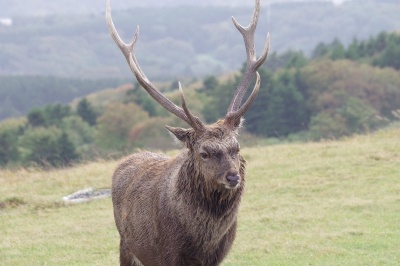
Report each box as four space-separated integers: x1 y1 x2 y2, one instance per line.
0 31 399 168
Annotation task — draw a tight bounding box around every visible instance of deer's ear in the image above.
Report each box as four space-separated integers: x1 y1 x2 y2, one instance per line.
165 126 191 144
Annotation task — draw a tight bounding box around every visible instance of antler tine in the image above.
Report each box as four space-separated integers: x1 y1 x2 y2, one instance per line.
178 82 206 131
228 0 270 114
106 0 200 128
225 72 260 128
106 0 138 67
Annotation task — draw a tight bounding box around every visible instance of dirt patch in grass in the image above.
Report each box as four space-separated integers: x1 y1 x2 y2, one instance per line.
0 197 26 209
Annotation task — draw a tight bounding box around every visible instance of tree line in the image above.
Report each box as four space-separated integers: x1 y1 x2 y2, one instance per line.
203 32 400 139
0 99 97 167
0 76 125 120
0 31 399 168
312 31 400 70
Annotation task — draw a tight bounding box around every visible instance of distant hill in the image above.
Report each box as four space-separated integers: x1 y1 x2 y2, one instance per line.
0 0 399 79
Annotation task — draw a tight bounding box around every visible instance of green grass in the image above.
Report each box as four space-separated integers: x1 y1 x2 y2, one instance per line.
1 127 400 265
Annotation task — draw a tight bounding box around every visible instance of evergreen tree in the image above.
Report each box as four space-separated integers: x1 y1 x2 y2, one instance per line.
244 68 310 137
346 38 360 60
244 68 274 135
202 76 219 95
264 83 308 137
57 132 79 165
374 32 388 52
27 109 46 127
43 104 71 126
77 98 97 126
0 129 19 166
284 50 308 69
19 127 61 167
202 78 237 123
330 38 346 60
312 42 329 59
27 104 71 128
375 40 400 70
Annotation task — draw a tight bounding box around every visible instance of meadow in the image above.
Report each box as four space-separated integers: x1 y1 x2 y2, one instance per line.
1 126 399 265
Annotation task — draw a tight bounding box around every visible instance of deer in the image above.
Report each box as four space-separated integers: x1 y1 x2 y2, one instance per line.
106 0 269 265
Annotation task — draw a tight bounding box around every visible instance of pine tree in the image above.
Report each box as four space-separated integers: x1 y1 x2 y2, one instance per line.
0 129 19 166
330 38 346 60
244 68 274 135
77 98 97 126
27 109 46 127
263 70 309 137
43 104 71 126
57 132 79 165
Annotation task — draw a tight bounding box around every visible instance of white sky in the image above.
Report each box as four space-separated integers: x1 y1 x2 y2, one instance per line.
331 0 347 5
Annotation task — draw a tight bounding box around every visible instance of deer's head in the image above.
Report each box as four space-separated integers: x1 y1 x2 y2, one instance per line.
166 120 243 189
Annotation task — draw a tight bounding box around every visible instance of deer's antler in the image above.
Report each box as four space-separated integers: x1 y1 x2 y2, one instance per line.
106 0 205 132
225 0 270 128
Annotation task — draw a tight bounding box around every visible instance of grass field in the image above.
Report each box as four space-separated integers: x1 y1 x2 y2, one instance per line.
1 126 399 265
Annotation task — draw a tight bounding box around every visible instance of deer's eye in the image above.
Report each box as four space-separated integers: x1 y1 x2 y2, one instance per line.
200 152 209 160
230 148 240 158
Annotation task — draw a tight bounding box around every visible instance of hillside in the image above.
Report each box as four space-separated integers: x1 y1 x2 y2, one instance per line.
0 1 399 79
1 125 399 264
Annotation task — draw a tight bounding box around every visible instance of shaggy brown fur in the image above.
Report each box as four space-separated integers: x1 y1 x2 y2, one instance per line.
112 121 246 266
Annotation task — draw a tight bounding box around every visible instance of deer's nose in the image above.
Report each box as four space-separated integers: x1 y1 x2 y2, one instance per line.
226 172 240 187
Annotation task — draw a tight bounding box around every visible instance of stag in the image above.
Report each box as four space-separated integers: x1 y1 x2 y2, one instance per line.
106 0 269 265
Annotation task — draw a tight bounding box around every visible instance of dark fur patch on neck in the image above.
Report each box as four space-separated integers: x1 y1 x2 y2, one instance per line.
177 154 246 218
